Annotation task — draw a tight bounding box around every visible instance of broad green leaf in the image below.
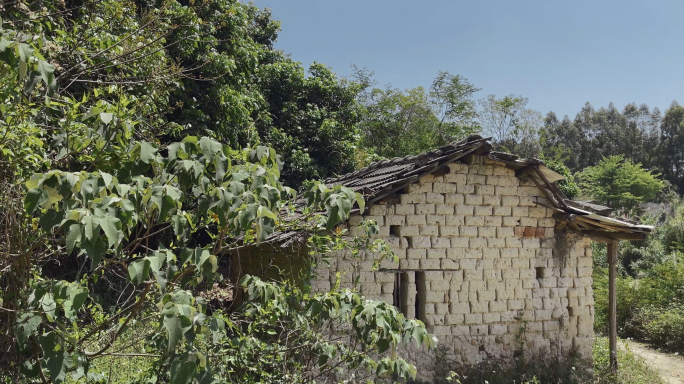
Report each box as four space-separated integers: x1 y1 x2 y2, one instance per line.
163 313 192 352
82 237 106 269
68 285 88 312
37 59 56 92
23 70 41 93
128 258 150 285
40 332 73 383
40 209 65 231
82 216 99 242
167 142 181 161
100 172 113 187
66 223 82 254
98 216 121 247
139 141 157 164
237 205 257 230
159 194 177 222
170 359 197 384
24 189 47 214
99 112 113 124
17 42 33 63
15 312 41 347
355 193 366 213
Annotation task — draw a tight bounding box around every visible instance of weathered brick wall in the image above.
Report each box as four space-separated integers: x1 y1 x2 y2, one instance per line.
313 155 594 376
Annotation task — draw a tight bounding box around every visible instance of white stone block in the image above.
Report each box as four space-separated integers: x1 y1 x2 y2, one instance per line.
431 237 451 248
450 237 470 248
439 226 459 237
396 226 419 237
441 258 458 269
407 249 426 259
446 314 465 325
459 259 476 269
470 237 487 248
482 194 501 206
508 300 525 310
467 174 486 185
512 206 529 217
502 216 520 227
478 227 496 238
496 186 519 196
410 236 431 249
466 216 484 226
487 237 506 248
445 215 465 226
460 226 478 237
484 216 503 227
465 248 483 259
444 193 465 205
427 248 446 259
445 172 467 184
483 313 501 323
501 248 519 258
419 225 439 236
435 204 454 215
494 258 511 269
458 184 475 194
407 182 432 194
465 314 483 324
465 194 483 205
406 215 426 226
455 204 475 215
415 204 435 215
395 204 415 215
432 182 457 194
529 207 548 218
494 206 512 216
465 269 483 280
369 205 387 215
483 248 500 259
501 195 520 205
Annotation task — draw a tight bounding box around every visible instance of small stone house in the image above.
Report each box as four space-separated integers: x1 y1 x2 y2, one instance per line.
233 135 651 376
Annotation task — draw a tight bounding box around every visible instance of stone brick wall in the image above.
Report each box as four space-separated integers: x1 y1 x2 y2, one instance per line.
313 155 594 376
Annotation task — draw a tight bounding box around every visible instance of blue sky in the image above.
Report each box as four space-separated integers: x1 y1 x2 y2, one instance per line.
253 0 683 118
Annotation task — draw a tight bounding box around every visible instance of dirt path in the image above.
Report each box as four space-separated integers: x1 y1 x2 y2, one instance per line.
624 340 684 384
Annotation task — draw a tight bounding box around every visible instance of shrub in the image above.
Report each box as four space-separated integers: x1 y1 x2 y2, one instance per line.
412 337 665 384
594 261 684 342
635 305 684 353
593 337 665 384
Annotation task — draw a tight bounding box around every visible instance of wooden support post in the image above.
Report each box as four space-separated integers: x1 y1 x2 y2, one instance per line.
607 239 619 372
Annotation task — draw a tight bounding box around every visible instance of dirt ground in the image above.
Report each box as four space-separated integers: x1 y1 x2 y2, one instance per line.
624 340 684 384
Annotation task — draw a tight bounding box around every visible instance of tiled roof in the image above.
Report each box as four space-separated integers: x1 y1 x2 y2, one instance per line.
326 135 493 202
325 134 652 238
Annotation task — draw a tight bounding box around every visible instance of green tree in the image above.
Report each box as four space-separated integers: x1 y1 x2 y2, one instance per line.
1 0 364 189
255 60 364 188
359 71 479 158
0 5 434 382
477 94 542 158
657 103 684 192
577 155 664 210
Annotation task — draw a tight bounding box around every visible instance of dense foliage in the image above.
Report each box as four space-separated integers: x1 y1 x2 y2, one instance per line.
577 156 664 211
2 0 684 382
540 102 684 194
594 197 684 354
357 70 480 159
0 2 436 383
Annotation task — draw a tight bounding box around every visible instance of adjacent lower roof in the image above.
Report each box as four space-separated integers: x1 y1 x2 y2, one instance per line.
326 135 653 240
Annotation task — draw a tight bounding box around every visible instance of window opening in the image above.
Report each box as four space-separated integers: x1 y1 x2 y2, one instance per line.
415 271 427 323
392 272 410 317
